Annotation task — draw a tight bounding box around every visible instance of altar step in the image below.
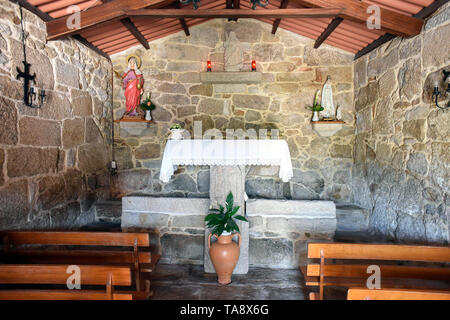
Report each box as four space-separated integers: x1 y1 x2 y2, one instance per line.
335 204 369 233
92 200 370 238
94 200 122 224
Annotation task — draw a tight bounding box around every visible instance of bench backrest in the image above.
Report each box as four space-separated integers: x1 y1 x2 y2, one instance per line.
306 264 450 280
0 264 132 286
347 288 450 300
307 243 450 263
1 231 150 247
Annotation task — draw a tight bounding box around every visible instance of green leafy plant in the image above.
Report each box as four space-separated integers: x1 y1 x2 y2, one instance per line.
305 89 324 112
170 123 182 130
140 97 156 111
205 192 248 236
306 104 324 112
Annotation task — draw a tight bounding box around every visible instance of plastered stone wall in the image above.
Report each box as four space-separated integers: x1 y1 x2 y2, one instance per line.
352 3 450 244
0 1 113 230
111 19 355 203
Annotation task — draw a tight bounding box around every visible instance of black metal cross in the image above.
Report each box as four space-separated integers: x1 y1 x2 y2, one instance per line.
16 61 36 107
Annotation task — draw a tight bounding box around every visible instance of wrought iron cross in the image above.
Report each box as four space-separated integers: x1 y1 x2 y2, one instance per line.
16 61 36 107
16 4 45 108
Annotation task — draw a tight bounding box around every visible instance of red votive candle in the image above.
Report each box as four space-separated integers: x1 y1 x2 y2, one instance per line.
251 60 256 71
207 61 212 72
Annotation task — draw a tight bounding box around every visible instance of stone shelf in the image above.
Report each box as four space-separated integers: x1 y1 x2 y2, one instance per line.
200 72 262 84
311 121 344 137
114 119 153 123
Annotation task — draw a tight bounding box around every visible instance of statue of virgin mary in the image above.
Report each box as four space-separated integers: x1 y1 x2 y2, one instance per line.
320 76 335 119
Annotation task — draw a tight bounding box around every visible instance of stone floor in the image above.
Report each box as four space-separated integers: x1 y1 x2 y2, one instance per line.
149 263 346 300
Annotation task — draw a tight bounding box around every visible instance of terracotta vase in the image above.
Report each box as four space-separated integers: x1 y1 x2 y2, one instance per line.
208 232 241 285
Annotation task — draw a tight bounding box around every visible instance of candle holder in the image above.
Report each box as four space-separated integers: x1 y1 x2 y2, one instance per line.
251 60 256 71
432 70 450 110
207 61 212 72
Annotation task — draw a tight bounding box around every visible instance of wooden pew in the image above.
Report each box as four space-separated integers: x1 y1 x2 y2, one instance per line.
302 243 450 300
347 288 450 300
0 231 161 299
0 264 132 300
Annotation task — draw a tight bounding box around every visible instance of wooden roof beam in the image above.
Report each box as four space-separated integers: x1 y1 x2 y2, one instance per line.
314 16 343 48
272 0 289 35
125 8 344 19
120 18 150 49
288 0 424 37
46 0 171 40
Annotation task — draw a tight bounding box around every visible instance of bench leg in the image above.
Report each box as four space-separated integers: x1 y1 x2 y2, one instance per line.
319 249 324 300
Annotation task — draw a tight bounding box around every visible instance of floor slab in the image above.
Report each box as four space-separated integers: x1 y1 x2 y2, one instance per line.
150 264 308 300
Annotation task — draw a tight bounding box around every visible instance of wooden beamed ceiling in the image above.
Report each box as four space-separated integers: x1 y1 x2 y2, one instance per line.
16 0 447 58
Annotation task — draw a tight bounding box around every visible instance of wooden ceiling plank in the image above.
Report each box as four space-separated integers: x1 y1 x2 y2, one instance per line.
126 8 344 19
120 17 150 49
314 16 343 48
272 0 289 34
288 0 424 37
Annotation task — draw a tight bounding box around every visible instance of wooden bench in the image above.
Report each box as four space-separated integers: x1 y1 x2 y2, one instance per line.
301 243 450 300
0 231 161 299
347 288 450 300
0 264 132 300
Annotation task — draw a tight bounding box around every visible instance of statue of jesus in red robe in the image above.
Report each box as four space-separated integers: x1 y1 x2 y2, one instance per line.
122 55 144 117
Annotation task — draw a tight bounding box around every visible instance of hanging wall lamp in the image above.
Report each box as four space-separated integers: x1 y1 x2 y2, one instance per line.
16 4 46 109
432 70 449 110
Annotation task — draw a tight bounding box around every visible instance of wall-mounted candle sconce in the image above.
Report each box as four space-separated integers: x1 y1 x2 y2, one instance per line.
16 4 47 109
432 70 449 110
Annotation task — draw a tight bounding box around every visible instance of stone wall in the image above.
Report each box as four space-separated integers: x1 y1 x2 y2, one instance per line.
0 2 113 230
352 3 450 244
111 19 355 203
121 197 336 268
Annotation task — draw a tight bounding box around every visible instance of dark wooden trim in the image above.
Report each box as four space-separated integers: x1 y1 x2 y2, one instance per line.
9 0 52 22
174 1 190 36
120 17 150 49
226 0 233 21
314 16 343 48
233 0 240 22
354 0 448 60
73 35 111 60
272 0 289 35
126 8 343 19
179 18 190 36
353 33 396 60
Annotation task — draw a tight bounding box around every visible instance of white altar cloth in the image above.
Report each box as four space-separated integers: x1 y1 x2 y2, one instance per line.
159 139 293 183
